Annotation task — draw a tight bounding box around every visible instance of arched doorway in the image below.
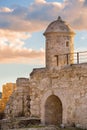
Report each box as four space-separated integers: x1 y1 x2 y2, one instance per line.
45 95 62 125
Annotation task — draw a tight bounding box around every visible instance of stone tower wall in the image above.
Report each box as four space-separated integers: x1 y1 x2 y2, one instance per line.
45 33 74 69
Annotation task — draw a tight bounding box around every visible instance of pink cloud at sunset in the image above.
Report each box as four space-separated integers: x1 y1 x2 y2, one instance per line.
0 0 87 31
0 46 45 64
0 29 45 64
0 0 87 64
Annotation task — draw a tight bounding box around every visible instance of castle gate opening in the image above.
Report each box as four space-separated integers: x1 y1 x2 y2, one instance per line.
45 95 62 125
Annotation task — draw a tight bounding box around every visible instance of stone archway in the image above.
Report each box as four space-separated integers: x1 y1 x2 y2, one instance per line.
45 95 62 125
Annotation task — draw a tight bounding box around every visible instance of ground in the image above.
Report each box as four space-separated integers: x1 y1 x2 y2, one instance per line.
8 126 86 130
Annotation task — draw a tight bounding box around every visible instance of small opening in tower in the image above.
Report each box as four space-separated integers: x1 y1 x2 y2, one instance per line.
66 41 69 47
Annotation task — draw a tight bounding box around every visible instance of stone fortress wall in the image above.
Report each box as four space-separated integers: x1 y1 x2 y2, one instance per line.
29 64 87 128
0 17 87 129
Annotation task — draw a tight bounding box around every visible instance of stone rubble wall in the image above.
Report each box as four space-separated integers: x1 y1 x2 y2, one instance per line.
4 78 30 119
0 117 40 130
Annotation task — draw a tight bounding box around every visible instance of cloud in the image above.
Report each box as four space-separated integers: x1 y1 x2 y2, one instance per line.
0 0 87 64
0 45 45 64
0 0 62 64
84 0 87 5
0 0 85 32
0 7 13 13
26 0 87 30
59 0 87 30
0 29 45 64
0 0 87 32
0 1 62 32
35 0 46 3
0 29 31 48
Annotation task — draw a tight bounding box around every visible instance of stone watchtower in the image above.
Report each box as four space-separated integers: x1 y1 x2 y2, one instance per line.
44 16 75 69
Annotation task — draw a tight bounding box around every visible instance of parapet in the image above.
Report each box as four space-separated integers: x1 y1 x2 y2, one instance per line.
16 78 29 88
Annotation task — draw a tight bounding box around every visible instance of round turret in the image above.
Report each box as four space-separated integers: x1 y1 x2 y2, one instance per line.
44 16 75 69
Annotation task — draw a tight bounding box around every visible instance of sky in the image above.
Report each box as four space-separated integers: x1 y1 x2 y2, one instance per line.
0 0 87 91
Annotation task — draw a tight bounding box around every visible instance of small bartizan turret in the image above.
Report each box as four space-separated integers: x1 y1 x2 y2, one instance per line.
44 16 75 69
